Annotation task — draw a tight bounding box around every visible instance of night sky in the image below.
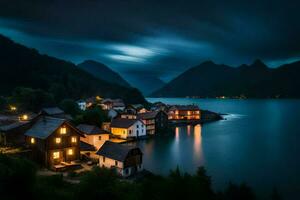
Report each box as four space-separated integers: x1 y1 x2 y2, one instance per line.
0 0 299 82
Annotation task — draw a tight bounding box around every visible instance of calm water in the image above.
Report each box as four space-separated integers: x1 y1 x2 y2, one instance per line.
137 98 300 199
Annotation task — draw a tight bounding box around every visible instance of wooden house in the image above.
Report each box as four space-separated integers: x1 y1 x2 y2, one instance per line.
137 111 168 135
0 113 38 146
97 141 143 177
125 104 147 114
168 105 201 120
110 118 146 139
25 116 82 170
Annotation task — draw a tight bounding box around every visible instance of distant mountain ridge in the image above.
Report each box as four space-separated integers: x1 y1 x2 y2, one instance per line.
124 74 165 96
0 34 146 104
151 59 300 98
77 60 131 88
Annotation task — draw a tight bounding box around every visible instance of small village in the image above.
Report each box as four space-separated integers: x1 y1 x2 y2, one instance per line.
0 96 221 179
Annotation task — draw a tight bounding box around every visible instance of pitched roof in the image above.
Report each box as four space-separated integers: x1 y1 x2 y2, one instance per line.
96 141 141 162
80 141 96 151
0 121 30 132
110 118 140 128
169 105 200 111
77 124 109 135
137 111 159 120
24 116 66 139
127 104 143 110
42 107 64 115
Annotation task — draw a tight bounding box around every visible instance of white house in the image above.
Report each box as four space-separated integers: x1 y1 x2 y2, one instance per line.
110 118 146 139
96 141 143 177
77 100 87 111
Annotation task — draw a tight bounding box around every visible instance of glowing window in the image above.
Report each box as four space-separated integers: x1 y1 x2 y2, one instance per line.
68 149 73 155
55 137 61 144
60 127 67 134
30 138 35 144
53 152 60 159
71 137 77 143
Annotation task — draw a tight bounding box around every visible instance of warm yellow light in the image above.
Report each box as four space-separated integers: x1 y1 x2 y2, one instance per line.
68 149 73 155
96 96 102 100
30 138 35 144
55 137 61 144
53 152 60 159
10 106 17 111
60 127 67 134
71 137 77 143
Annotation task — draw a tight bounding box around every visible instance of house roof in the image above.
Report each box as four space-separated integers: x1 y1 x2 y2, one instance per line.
77 124 109 135
110 118 140 128
42 107 64 115
128 104 144 110
24 116 66 139
96 141 141 162
80 141 96 151
169 105 200 111
137 111 159 120
0 121 30 132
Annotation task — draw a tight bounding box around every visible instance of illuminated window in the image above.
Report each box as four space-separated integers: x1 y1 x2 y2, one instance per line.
53 152 60 159
60 127 67 134
30 138 35 144
71 137 77 143
55 137 61 144
68 149 73 155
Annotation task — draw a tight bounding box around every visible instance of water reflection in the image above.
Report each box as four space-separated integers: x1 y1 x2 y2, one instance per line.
193 124 204 164
187 125 191 136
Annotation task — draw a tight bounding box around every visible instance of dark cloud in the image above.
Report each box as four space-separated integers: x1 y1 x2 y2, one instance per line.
0 0 300 81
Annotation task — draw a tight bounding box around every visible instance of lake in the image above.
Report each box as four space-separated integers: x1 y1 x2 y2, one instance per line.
136 98 300 199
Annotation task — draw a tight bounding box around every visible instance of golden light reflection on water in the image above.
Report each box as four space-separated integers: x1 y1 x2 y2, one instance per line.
175 127 179 142
187 125 191 136
193 124 204 164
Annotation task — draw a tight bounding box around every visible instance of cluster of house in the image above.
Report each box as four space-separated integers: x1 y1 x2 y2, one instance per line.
0 107 142 177
0 98 201 177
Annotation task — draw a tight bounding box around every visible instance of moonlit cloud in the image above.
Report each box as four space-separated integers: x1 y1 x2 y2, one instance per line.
106 54 146 63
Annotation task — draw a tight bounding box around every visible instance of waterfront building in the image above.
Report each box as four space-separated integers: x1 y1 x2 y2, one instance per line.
110 118 146 139
97 141 143 177
168 105 201 120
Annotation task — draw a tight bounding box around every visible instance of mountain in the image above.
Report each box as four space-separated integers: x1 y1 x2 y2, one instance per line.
0 34 146 104
77 60 131 88
151 59 300 98
124 74 165 96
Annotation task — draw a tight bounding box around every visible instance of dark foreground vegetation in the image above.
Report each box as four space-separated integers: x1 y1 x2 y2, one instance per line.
0 154 282 200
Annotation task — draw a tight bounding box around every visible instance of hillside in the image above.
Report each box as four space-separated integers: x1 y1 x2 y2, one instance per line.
151 60 300 98
125 74 165 96
77 60 131 88
0 34 146 104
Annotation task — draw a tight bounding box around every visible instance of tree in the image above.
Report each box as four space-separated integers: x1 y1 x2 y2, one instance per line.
60 99 80 116
0 96 7 110
74 106 108 127
0 154 37 200
11 87 55 112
